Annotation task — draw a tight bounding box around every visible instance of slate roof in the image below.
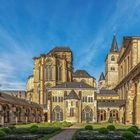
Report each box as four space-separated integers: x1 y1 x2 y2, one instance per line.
48 47 72 54
0 92 42 109
51 82 95 89
98 89 118 96
73 70 95 79
2 90 26 99
65 90 80 100
99 72 105 81
97 100 125 107
110 35 119 53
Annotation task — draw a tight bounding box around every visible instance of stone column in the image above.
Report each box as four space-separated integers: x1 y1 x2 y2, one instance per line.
78 100 82 123
135 81 140 125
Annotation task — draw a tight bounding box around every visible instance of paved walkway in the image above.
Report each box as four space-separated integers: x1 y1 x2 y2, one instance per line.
49 123 81 140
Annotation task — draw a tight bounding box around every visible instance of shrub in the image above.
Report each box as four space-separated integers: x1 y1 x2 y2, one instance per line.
85 125 93 130
8 125 16 130
30 124 39 129
0 130 6 138
127 126 138 134
107 125 116 131
61 121 72 127
30 127 39 134
122 131 135 139
1 127 11 134
98 127 109 134
108 117 113 123
131 125 139 131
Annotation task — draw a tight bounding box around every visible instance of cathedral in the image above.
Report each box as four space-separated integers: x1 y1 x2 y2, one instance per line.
25 36 140 125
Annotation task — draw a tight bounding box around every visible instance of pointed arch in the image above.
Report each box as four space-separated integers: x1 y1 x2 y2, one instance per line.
82 106 93 122
52 106 63 121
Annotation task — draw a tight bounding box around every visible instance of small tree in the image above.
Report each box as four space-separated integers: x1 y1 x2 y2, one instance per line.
86 116 91 124
108 117 113 123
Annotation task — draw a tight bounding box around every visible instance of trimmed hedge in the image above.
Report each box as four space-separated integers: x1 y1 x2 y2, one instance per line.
122 131 135 139
0 130 6 138
11 128 30 134
30 127 39 134
127 127 138 134
98 127 109 134
30 124 39 129
131 125 139 131
1 128 11 134
85 125 93 130
107 125 116 131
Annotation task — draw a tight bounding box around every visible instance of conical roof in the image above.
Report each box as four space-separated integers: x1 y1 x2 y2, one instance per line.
99 72 105 81
110 35 119 53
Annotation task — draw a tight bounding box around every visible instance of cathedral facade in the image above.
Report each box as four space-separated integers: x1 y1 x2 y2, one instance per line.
26 36 140 125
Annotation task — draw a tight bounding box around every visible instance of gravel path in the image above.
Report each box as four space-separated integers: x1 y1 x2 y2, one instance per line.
49 123 81 140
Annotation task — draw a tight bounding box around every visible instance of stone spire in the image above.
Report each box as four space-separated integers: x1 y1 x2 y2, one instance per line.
99 72 105 81
110 35 119 53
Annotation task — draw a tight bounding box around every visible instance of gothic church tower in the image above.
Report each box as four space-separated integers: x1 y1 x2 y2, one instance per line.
105 35 119 89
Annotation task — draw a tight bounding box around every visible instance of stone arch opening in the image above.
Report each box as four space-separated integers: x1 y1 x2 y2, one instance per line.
110 109 118 121
82 106 93 122
98 109 106 122
52 106 63 121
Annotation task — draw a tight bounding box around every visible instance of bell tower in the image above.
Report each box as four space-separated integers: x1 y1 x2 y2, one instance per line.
105 35 119 89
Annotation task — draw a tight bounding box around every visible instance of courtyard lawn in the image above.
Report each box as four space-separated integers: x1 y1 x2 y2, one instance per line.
16 121 72 128
81 122 132 129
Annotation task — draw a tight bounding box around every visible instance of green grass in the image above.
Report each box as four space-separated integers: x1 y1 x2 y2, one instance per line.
81 123 131 129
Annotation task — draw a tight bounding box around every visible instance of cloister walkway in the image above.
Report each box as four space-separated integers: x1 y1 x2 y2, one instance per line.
49 123 81 140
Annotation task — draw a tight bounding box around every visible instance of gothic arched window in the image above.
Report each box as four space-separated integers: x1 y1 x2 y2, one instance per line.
56 60 62 81
82 106 93 122
46 60 52 81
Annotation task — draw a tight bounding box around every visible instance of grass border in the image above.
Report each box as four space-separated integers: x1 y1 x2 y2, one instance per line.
38 129 63 140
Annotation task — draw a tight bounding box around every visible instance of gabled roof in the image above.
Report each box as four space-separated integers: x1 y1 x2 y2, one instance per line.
51 82 95 89
97 100 125 107
110 35 119 53
65 90 80 100
99 72 105 81
48 47 72 54
73 70 95 79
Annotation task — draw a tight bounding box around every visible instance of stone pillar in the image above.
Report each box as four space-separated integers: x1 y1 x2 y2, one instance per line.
78 100 82 123
125 95 134 124
0 116 4 126
135 81 140 125
47 92 52 122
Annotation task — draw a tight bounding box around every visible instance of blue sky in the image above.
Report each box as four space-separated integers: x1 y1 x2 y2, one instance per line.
0 0 140 89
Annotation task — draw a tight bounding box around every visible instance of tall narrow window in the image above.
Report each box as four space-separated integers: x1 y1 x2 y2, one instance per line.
56 60 62 81
70 108 74 117
46 60 52 81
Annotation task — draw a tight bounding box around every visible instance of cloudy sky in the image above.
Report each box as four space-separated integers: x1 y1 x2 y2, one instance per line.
0 0 140 90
